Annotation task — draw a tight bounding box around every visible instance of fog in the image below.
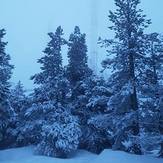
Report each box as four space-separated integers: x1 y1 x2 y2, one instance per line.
0 0 163 89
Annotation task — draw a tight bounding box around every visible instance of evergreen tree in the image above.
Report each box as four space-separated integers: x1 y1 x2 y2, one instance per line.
100 0 151 154
31 26 69 103
66 26 92 86
74 75 112 154
10 81 27 114
0 29 14 148
65 27 113 153
138 33 163 154
146 33 163 156
32 26 66 85
141 33 163 101
29 26 81 158
5 81 31 148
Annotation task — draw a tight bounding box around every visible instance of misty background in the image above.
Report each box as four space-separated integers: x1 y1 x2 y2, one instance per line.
0 0 163 89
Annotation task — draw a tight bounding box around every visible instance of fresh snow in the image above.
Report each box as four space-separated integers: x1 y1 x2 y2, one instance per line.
0 146 97 163
0 146 163 163
96 149 163 163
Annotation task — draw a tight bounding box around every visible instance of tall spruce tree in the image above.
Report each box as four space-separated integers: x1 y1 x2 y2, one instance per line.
66 26 92 86
32 26 65 85
29 26 81 158
31 26 68 103
0 29 14 148
100 0 151 153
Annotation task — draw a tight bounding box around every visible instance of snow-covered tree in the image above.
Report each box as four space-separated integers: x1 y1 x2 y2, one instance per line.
0 29 14 148
140 33 163 104
70 75 112 154
6 81 32 147
32 26 66 84
31 102 81 158
10 81 27 114
31 26 69 104
18 101 81 158
66 26 92 86
100 0 151 154
29 26 81 157
137 33 163 154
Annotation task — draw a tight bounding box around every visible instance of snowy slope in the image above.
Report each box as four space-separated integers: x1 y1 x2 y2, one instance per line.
0 146 163 163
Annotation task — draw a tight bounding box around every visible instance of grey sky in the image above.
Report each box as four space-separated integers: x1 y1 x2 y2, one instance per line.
0 0 163 89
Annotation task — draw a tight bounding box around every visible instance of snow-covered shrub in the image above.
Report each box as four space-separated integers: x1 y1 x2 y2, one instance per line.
15 120 42 146
70 76 112 154
83 114 113 154
36 115 81 158
139 132 161 154
88 111 142 154
112 112 142 154
0 101 16 149
80 126 110 154
22 101 81 158
120 133 141 154
4 81 32 148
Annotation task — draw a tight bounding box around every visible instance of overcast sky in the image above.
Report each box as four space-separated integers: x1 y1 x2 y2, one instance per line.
0 0 163 89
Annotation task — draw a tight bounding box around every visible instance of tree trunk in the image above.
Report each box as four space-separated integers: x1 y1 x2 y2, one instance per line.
128 37 139 135
129 50 138 112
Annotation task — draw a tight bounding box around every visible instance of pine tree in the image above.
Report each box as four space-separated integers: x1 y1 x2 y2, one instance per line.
10 81 27 114
141 33 163 100
138 33 163 154
75 75 112 154
29 26 81 157
66 26 92 86
145 33 163 156
32 26 66 85
0 29 14 148
100 0 151 154
3 81 31 148
31 26 69 103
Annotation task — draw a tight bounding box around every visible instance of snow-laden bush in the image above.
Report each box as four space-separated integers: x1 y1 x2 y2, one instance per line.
70 76 112 154
0 101 16 149
15 120 42 146
36 116 81 158
88 111 142 154
23 101 81 158
81 121 111 154
139 132 161 155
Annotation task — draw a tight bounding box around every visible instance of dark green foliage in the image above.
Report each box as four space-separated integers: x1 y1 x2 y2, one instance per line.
70 75 112 154
29 26 81 158
66 26 92 86
99 0 151 154
31 26 66 85
7 81 31 147
0 29 14 149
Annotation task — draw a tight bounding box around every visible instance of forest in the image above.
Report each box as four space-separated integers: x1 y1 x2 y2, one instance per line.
0 0 163 160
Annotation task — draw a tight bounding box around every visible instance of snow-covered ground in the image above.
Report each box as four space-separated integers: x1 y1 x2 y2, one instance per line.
0 147 97 163
0 146 163 163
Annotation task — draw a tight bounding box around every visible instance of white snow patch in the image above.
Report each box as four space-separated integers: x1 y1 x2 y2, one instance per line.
0 146 97 163
96 149 163 163
0 146 163 163
122 140 132 148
